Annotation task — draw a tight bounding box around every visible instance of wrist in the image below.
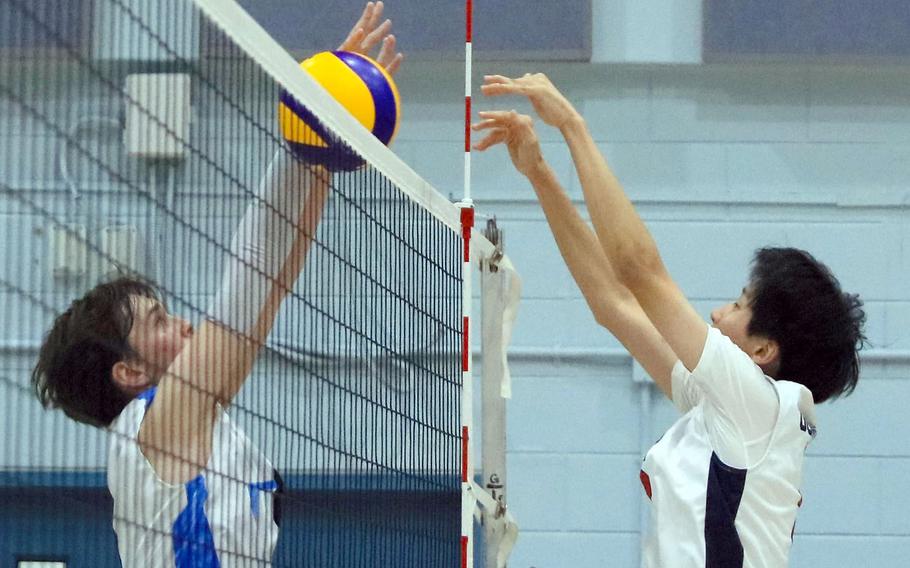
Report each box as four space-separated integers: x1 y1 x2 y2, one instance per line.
522 156 555 188
558 112 587 138
522 154 550 180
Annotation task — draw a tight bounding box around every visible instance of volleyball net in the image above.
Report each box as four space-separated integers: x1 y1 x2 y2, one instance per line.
0 0 518 566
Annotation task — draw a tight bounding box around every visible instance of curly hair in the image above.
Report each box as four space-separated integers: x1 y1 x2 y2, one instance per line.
747 248 866 403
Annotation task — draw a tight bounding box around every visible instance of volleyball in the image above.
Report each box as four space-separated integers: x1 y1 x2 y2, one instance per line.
278 50 401 171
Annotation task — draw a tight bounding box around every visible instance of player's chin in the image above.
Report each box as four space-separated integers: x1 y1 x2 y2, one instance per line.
161 342 188 370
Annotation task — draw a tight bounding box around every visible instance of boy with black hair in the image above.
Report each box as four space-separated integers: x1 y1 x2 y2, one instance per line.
31 4 403 565
473 73 865 567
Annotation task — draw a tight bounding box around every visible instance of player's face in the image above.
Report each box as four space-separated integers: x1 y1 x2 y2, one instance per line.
710 287 758 354
127 295 193 383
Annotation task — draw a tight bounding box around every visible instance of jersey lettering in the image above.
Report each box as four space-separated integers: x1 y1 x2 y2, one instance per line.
798 413 817 437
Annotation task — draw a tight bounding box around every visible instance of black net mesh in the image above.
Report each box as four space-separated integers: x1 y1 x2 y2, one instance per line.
0 1 463 565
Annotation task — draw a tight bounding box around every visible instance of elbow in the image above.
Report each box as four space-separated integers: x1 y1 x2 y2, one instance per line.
614 242 665 293
591 304 611 329
589 292 629 331
585 291 613 329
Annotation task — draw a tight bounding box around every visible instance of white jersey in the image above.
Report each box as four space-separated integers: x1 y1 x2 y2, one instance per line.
641 327 817 568
108 387 280 567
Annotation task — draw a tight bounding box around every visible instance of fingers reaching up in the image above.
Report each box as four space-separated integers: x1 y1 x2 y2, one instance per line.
479 75 526 97
338 2 404 75
471 110 523 150
480 73 579 130
471 110 544 177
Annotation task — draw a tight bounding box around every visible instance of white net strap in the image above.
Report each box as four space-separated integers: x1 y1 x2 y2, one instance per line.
469 480 519 568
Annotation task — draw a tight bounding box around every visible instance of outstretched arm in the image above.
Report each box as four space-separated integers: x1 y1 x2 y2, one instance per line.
480 74 709 373
472 109 677 397
138 2 403 483
140 157 329 483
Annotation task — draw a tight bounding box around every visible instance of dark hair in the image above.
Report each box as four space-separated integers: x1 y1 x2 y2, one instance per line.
31 277 160 427
747 247 866 404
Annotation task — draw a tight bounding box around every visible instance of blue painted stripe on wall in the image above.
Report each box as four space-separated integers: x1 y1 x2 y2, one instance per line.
705 452 747 567
0 470 460 492
0 470 107 488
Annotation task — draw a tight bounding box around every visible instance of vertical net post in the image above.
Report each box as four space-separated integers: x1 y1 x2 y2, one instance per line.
461 1 475 566
460 205 475 568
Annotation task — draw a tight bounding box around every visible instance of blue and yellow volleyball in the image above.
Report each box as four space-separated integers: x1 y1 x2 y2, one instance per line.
279 51 401 171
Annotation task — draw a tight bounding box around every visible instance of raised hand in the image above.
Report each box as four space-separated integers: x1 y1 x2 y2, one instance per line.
338 2 404 75
471 110 545 178
481 73 579 130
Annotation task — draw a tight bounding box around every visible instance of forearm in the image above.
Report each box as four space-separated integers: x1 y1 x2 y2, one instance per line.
559 116 666 290
210 153 324 333
140 168 329 483
207 152 329 401
248 164 329 343
525 160 634 323
526 161 677 395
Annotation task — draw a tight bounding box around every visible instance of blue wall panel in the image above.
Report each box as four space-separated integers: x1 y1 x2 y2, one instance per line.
704 0 910 61
237 0 592 61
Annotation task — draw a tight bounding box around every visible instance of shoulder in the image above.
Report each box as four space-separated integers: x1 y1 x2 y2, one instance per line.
109 391 153 437
702 327 757 368
689 327 770 393
773 380 818 436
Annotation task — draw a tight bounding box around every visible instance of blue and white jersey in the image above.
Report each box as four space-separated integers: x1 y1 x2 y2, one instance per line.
641 327 817 568
108 388 280 567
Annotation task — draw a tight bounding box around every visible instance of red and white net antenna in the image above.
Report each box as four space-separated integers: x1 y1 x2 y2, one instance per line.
460 0 475 567
463 0 473 206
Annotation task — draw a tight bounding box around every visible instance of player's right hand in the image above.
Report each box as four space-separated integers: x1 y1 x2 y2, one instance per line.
338 1 404 75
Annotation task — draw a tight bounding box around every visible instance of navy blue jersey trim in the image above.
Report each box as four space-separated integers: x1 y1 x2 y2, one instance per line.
273 468 284 527
705 452 747 568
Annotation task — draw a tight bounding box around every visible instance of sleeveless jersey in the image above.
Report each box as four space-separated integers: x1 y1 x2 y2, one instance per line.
641 329 817 568
108 388 280 567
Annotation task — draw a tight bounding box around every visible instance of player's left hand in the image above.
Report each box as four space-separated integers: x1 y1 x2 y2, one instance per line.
481 73 579 131
338 1 404 75
471 110 545 178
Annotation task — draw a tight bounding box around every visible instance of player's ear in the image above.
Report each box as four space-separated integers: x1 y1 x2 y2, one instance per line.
751 337 780 370
111 359 149 392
